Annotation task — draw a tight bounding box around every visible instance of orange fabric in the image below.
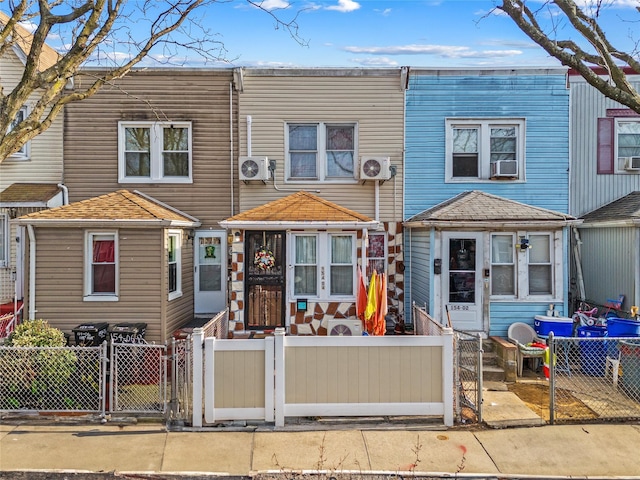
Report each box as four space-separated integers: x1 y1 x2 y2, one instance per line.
356 267 367 322
364 270 378 334
374 273 388 336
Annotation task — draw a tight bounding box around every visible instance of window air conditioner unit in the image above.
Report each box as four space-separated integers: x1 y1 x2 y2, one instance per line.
359 156 392 181
623 156 640 171
490 160 518 178
239 156 270 181
327 319 363 336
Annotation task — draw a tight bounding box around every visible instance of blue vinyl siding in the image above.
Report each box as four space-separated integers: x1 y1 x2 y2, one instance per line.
405 72 570 219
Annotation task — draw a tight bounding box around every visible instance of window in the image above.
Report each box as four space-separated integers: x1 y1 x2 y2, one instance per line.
287 123 356 181
168 231 182 300
118 121 192 183
491 234 515 296
0 213 8 267
84 232 118 301
446 119 524 181
597 112 640 174
8 107 29 159
292 232 356 299
528 234 552 295
367 232 386 277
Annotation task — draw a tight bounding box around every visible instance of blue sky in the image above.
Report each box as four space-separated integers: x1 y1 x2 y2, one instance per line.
190 0 638 69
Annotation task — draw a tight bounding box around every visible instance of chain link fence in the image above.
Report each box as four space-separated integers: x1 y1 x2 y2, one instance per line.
550 334 640 423
454 330 483 424
0 344 107 412
167 337 192 425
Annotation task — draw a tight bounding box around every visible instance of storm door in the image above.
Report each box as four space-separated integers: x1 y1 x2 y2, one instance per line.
442 232 483 331
245 231 285 329
194 231 227 314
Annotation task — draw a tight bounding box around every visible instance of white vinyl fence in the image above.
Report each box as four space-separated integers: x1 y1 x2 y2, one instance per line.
192 328 454 428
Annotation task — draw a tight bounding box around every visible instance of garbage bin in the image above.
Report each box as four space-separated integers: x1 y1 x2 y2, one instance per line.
577 325 607 376
108 323 147 344
619 339 640 402
72 322 109 346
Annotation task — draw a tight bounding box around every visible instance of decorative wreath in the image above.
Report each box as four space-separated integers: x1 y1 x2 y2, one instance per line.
254 247 276 271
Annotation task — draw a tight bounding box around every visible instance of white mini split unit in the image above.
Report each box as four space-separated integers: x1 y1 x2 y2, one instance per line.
490 160 518 178
239 156 270 181
359 156 392 181
327 319 363 336
622 156 640 171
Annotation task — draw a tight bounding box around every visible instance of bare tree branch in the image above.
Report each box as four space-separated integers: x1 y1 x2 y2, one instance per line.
498 0 640 113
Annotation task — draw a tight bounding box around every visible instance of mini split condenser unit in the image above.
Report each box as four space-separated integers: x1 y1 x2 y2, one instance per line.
622 156 640 171
490 160 518 178
239 156 270 181
359 156 392 181
327 319 363 336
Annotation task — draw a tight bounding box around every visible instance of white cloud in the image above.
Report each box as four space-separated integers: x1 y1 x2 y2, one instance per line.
351 56 399 66
374 8 392 16
259 0 291 10
326 0 361 13
343 44 523 59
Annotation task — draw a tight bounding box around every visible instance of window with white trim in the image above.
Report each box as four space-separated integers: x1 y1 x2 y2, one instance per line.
446 119 525 181
118 121 192 183
8 107 29 159
84 232 118 301
490 232 555 299
286 123 356 181
0 213 8 267
292 232 356 299
367 232 386 277
168 231 182 300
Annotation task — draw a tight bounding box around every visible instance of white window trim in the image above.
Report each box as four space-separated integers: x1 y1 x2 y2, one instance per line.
118 121 193 184
445 118 525 182
490 230 561 301
8 106 30 160
84 231 119 302
168 230 183 301
0 213 8 268
284 122 359 183
490 232 516 300
367 231 387 276
289 231 357 301
614 118 640 174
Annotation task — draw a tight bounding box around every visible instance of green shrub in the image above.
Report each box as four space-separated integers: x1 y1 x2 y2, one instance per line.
6 319 68 347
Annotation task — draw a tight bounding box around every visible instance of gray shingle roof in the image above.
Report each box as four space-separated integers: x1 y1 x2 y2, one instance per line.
581 191 640 223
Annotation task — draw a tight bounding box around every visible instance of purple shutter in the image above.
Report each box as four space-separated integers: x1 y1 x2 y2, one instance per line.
597 117 615 174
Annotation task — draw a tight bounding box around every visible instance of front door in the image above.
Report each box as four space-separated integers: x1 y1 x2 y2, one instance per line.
245 231 285 329
442 232 483 331
194 231 227 315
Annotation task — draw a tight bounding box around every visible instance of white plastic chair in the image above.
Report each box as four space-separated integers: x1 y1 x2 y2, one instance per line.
508 322 547 376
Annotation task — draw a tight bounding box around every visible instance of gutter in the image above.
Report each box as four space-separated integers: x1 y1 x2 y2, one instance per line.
403 220 582 229
27 224 35 320
219 220 380 230
577 219 640 228
14 219 200 228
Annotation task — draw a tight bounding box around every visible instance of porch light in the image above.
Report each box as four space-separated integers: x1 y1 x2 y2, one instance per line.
519 237 531 251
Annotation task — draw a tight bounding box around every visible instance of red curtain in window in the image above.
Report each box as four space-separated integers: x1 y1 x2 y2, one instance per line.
93 240 114 263
93 240 115 293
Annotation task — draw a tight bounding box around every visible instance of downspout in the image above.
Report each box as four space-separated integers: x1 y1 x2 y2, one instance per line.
246 115 252 157
57 183 69 205
375 181 380 222
27 224 36 320
572 227 586 301
230 83 234 216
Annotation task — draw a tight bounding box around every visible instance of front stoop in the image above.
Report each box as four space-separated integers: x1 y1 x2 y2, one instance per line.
486 336 517 383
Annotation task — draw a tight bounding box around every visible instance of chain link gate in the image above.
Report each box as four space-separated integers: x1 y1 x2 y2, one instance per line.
454 330 483 423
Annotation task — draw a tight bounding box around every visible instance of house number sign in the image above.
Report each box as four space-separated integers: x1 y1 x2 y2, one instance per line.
448 305 470 311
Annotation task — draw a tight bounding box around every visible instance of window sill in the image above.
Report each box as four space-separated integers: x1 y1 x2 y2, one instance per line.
83 295 119 302
118 178 193 184
169 291 183 301
446 178 524 183
285 179 360 185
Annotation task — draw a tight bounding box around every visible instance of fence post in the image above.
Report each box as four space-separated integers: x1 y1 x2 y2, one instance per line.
442 327 454 426
109 341 115 414
477 333 483 424
100 341 108 419
274 327 286 427
191 328 204 428
169 337 178 422
549 331 555 425
203 337 215 424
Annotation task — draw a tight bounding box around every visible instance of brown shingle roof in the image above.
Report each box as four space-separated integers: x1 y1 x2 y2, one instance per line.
406 190 575 224
0 183 60 204
16 189 199 225
581 191 640 223
224 191 374 223
0 11 60 72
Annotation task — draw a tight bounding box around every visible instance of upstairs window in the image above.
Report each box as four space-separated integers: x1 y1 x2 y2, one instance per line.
85 232 118 301
597 111 640 174
7 107 29 160
446 119 525 182
118 121 192 183
287 123 356 181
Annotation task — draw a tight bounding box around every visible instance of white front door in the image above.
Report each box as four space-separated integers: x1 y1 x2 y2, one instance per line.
442 232 483 331
194 231 227 314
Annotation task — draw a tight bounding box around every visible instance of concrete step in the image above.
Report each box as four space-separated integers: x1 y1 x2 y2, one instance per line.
483 364 506 382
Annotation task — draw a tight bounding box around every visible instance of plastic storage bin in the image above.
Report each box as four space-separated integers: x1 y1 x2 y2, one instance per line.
534 315 574 337
606 318 640 337
620 339 640 402
108 323 147 344
72 322 109 346
577 325 607 376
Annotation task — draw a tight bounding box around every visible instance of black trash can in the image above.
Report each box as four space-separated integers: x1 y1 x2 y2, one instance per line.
72 322 109 346
108 323 147 344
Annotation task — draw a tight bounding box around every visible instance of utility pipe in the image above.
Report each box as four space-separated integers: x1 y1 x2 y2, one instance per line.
27 224 35 320
230 83 234 216
246 115 252 157
57 183 69 205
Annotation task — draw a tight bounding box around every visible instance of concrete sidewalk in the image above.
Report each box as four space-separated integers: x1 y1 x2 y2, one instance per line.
1 421 639 478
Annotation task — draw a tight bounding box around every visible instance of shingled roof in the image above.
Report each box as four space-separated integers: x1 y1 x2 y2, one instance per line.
0 11 60 72
581 191 640 225
220 191 378 229
0 183 61 205
405 190 576 227
15 190 200 227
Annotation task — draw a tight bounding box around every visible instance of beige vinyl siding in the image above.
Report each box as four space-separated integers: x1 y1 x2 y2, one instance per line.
0 52 64 191
237 70 405 221
165 232 195 340
64 69 238 227
25 227 166 342
569 76 640 217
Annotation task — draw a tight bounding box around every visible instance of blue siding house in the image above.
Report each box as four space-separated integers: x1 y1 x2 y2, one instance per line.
403 68 578 337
